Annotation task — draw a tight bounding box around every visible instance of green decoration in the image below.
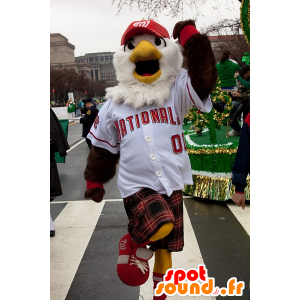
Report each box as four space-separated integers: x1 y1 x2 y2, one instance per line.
183 175 250 201
184 79 233 143
210 80 233 127
181 125 250 201
241 0 250 45
207 109 217 143
242 52 250 65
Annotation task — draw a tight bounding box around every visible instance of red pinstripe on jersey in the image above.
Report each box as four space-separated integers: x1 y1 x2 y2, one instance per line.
186 82 196 105
88 131 118 148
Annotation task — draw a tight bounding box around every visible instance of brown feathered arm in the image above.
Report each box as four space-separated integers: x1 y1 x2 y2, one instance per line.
84 145 120 203
173 20 218 101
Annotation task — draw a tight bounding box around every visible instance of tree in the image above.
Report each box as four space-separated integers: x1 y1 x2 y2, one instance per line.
212 34 249 64
76 71 90 99
112 0 241 19
50 68 109 103
50 68 67 103
50 68 79 103
86 79 108 98
63 68 80 100
201 18 250 63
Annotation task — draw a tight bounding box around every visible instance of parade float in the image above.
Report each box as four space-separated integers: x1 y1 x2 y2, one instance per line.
183 0 250 201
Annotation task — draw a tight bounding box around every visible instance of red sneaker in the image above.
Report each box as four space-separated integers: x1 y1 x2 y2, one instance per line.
117 233 154 286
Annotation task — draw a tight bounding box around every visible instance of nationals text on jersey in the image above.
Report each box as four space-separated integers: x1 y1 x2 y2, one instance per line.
96 106 182 140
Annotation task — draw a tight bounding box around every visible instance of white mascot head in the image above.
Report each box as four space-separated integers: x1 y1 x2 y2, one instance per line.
105 20 183 109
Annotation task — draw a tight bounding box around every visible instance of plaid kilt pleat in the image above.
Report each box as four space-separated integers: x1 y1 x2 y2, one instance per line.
123 188 184 252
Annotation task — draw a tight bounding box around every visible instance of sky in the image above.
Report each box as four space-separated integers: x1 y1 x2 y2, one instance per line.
50 0 241 56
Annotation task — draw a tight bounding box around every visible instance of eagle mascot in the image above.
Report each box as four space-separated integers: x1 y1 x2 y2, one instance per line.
84 19 217 299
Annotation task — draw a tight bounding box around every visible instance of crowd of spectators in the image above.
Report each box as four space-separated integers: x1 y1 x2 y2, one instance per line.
50 97 106 117
214 50 250 136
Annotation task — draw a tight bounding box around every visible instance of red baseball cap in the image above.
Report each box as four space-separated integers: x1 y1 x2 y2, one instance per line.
121 20 170 45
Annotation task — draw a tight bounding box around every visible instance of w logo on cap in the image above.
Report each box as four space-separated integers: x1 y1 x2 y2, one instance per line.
120 19 170 45
133 21 150 28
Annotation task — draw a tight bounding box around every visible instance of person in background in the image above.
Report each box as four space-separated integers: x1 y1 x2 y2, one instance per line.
95 99 100 109
229 57 239 64
228 64 250 136
67 101 76 120
80 97 99 149
234 65 250 89
79 99 85 115
215 51 240 113
96 100 103 111
75 99 80 116
216 50 240 89
50 108 70 237
231 113 250 210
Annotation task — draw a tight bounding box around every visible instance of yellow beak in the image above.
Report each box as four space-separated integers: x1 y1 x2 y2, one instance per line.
130 40 162 84
130 40 162 62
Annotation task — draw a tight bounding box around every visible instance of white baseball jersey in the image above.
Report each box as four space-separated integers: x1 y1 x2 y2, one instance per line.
87 70 212 198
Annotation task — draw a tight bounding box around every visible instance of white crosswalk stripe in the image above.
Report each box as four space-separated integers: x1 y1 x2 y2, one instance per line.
50 200 105 300
226 202 250 235
50 199 249 300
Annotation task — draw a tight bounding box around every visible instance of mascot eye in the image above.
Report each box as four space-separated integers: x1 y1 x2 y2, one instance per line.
127 42 135 50
124 40 135 52
154 37 166 48
154 38 161 46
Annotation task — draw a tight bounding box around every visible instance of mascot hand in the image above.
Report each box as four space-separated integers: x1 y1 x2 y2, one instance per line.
173 19 197 42
85 187 105 203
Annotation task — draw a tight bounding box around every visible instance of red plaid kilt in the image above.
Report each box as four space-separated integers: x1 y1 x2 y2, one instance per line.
123 188 184 252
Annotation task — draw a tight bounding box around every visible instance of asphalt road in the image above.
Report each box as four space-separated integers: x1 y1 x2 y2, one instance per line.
67 121 84 146
51 121 250 300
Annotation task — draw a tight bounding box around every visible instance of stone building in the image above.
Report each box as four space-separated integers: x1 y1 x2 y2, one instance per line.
75 52 117 86
50 33 91 79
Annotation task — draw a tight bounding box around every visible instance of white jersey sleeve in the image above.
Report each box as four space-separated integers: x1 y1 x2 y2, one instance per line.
173 70 213 119
87 99 120 154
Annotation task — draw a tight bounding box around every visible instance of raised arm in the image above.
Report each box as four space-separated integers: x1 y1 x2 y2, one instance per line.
173 20 218 101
